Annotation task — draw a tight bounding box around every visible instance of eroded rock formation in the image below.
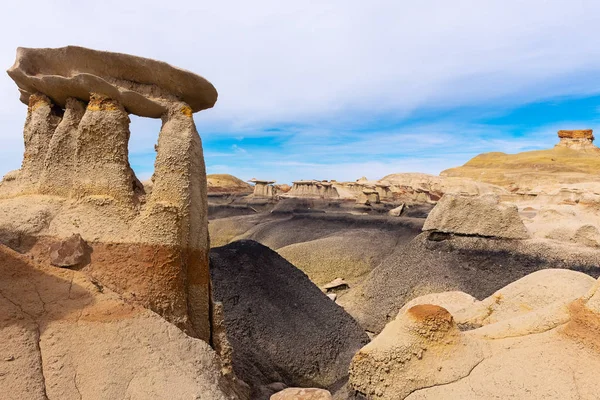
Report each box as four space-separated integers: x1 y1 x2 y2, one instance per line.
0 46 216 341
349 269 600 399
556 129 598 151
249 178 277 198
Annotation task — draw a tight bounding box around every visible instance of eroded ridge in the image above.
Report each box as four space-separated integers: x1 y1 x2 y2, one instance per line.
0 46 217 341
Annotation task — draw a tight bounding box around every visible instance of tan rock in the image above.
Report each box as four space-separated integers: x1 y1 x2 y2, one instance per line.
270 388 332 400
349 304 484 399
0 46 216 341
322 277 349 291
556 129 598 151
285 180 340 199
7 46 217 118
423 194 529 239
388 203 405 217
351 269 600 399
49 233 88 267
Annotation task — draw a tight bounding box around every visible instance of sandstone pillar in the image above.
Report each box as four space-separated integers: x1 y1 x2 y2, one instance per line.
140 102 210 340
71 94 138 205
39 98 86 196
19 93 61 193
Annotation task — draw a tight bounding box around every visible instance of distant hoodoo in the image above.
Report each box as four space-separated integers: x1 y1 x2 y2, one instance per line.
556 129 599 151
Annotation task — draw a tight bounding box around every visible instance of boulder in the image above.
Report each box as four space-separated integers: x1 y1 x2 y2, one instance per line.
49 233 88 267
422 194 529 239
270 388 333 400
322 277 349 292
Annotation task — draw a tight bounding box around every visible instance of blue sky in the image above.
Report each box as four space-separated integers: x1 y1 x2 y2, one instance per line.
2 1 600 183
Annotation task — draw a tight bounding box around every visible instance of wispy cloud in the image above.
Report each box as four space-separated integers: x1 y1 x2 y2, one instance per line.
2 1 600 182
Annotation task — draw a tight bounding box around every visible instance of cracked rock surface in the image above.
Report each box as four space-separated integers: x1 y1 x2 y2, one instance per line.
349 269 600 399
0 244 242 400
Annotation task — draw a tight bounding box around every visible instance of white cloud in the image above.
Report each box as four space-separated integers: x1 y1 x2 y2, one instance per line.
2 1 600 178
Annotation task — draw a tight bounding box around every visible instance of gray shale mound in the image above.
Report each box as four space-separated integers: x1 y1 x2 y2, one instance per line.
210 240 370 399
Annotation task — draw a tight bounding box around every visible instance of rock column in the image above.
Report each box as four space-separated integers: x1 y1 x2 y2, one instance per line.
19 94 62 193
139 102 210 341
39 98 86 196
71 94 138 205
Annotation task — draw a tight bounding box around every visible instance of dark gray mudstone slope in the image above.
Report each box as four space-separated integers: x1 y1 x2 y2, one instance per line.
342 232 600 334
210 240 369 395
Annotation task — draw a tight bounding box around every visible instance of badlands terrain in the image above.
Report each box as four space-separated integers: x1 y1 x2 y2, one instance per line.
1 46 600 400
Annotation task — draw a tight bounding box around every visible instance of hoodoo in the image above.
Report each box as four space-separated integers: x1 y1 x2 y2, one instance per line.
556 129 599 151
0 46 217 341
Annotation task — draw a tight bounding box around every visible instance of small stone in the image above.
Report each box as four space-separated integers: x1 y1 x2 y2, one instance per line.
323 278 349 292
388 204 405 217
326 293 337 302
4 356 14 361
270 387 333 400
49 234 88 267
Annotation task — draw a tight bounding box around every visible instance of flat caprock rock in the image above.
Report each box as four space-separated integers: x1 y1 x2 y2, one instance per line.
7 46 218 118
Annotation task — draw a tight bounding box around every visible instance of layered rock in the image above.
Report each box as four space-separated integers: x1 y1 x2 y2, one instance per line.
0 46 217 341
285 180 340 199
556 129 598 151
349 269 600 399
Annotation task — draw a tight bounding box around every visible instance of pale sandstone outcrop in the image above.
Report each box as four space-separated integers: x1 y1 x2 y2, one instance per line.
381 173 507 203
556 129 599 152
388 204 405 217
0 46 216 341
349 269 600 399
349 304 485 399
356 189 380 205
0 244 244 400
423 194 529 239
280 174 503 205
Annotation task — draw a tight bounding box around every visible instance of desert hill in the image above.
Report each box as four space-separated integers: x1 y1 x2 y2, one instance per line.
208 174 253 194
442 130 600 190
